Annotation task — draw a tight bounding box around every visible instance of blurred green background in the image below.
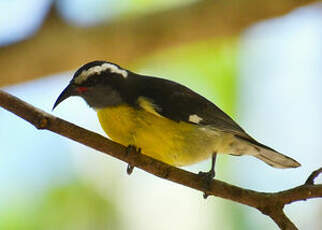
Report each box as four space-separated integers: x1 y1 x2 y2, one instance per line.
0 0 321 229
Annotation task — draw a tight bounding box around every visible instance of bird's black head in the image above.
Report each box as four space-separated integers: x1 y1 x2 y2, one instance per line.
53 60 129 110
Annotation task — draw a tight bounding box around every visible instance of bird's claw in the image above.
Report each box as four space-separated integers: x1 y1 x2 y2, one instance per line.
198 170 215 199
127 164 134 175
126 145 141 175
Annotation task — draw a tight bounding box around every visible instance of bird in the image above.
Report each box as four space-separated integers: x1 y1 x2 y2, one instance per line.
53 60 301 183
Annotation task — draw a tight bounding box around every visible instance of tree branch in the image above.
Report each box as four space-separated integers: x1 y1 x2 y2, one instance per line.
0 0 319 86
269 210 298 230
305 167 322 185
0 89 321 229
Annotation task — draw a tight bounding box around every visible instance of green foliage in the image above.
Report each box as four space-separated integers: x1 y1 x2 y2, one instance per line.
0 181 121 230
124 0 197 15
132 38 238 117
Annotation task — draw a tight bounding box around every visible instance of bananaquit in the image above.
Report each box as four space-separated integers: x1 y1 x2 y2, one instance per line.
53 60 300 180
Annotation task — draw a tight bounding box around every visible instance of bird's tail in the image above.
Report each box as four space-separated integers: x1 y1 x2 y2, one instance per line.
254 148 301 168
235 135 301 168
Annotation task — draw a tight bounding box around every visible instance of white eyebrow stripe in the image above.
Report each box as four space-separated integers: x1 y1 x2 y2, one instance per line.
188 114 203 124
74 63 128 84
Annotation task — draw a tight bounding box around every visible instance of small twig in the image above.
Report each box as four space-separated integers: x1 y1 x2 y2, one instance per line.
269 209 298 230
305 167 322 185
0 89 321 230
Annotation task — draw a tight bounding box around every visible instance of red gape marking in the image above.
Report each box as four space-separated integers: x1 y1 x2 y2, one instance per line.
76 87 88 93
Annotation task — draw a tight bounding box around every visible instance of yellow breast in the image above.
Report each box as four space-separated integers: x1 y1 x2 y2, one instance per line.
97 105 217 166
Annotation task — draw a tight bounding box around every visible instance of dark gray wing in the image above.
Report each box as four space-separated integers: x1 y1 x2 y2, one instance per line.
131 75 246 134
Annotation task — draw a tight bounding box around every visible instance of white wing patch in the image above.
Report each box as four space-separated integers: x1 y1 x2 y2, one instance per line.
75 63 128 84
189 114 203 124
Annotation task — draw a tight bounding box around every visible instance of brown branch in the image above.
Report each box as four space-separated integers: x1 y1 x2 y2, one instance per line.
305 167 322 185
0 0 319 87
0 89 321 230
269 210 298 230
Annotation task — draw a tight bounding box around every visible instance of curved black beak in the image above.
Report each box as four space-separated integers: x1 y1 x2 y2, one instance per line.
52 83 76 110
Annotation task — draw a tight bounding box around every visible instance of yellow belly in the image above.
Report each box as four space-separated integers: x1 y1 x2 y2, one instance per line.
97 105 218 166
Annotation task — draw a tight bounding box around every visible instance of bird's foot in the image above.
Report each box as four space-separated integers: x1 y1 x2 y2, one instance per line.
126 145 141 175
198 170 215 199
199 153 217 199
